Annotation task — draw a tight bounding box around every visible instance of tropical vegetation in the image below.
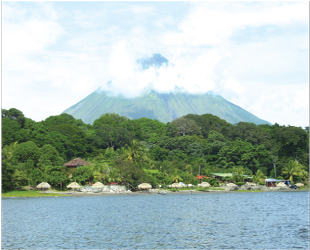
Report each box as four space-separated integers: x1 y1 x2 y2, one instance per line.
2 108 309 192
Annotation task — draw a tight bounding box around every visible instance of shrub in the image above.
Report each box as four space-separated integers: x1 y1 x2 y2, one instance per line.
209 178 219 187
236 182 245 186
258 182 265 185
221 177 231 182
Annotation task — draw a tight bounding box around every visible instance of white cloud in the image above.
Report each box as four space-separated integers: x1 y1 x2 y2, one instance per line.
2 2 110 121
3 20 64 61
128 5 154 15
2 1 308 128
224 34 308 82
220 81 309 127
224 78 244 94
101 42 220 97
2 2 27 21
162 2 308 47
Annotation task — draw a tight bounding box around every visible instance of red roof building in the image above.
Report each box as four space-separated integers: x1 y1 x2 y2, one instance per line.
195 175 211 180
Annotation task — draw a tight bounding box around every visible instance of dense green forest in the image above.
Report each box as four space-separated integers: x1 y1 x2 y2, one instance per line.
2 108 309 192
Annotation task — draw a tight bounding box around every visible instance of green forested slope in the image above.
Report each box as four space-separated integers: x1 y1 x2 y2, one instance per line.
62 90 271 125
2 108 309 192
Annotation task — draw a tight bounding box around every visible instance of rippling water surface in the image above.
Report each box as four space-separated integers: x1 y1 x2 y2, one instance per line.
2 191 309 249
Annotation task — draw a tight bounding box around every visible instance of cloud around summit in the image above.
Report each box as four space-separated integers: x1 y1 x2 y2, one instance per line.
101 42 219 97
2 1 309 127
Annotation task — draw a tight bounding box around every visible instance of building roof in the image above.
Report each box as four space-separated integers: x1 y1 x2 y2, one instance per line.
265 178 286 182
212 173 233 177
212 173 252 178
63 158 91 167
195 175 211 179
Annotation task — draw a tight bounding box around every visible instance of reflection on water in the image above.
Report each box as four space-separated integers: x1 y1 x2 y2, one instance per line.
2 191 309 249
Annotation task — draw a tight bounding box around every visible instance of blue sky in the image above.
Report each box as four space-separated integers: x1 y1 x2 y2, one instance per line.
2 1 309 127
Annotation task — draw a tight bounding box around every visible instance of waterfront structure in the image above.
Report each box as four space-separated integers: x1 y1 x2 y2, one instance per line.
265 178 290 187
212 173 252 183
36 182 51 190
212 173 233 182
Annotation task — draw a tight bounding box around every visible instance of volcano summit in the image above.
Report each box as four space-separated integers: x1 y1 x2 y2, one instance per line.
62 54 270 125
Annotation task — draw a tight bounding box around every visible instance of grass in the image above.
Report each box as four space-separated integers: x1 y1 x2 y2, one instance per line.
169 188 180 192
234 190 262 192
178 187 193 190
167 187 226 192
208 187 225 190
2 190 66 197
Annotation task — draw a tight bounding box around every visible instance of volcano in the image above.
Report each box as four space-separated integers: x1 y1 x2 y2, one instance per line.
62 54 270 125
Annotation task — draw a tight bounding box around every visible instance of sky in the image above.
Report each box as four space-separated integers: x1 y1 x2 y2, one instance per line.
2 1 309 128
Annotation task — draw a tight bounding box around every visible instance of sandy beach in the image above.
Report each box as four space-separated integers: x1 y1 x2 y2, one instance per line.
36 188 309 197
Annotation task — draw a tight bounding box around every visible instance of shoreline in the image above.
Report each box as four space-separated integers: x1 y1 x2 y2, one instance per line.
2 188 308 198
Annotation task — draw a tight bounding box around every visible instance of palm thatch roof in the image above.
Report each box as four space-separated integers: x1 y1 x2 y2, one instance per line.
92 182 104 188
276 182 287 187
245 182 256 186
64 158 91 167
171 182 182 188
67 182 81 189
138 183 152 189
36 182 51 189
200 182 211 188
227 183 237 187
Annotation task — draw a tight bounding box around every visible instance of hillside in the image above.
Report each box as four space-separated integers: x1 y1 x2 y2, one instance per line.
62 53 270 125
62 89 270 125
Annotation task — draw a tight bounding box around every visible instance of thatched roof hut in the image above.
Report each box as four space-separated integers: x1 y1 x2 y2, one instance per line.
171 182 182 188
64 158 91 169
245 182 256 186
92 182 104 189
36 182 51 189
227 183 237 187
138 183 152 190
67 182 81 189
200 182 211 188
276 182 287 187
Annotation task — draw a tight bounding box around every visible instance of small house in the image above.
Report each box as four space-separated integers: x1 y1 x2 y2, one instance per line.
212 173 252 183
265 178 289 187
63 158 91 170
212 173 233 183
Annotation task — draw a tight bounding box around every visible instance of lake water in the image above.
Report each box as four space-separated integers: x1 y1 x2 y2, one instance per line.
2 191 309 249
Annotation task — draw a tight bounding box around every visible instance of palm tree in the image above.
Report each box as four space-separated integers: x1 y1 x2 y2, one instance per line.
93 170 105 182
232 167 245 183
105 168 122 184
185 164 193 175
125 140 149 163
298 164 309 181
172 168 183 183
252 169 266 184
282 160 308 182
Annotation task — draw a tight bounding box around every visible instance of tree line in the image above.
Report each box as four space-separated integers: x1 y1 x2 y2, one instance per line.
2 108 309 192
